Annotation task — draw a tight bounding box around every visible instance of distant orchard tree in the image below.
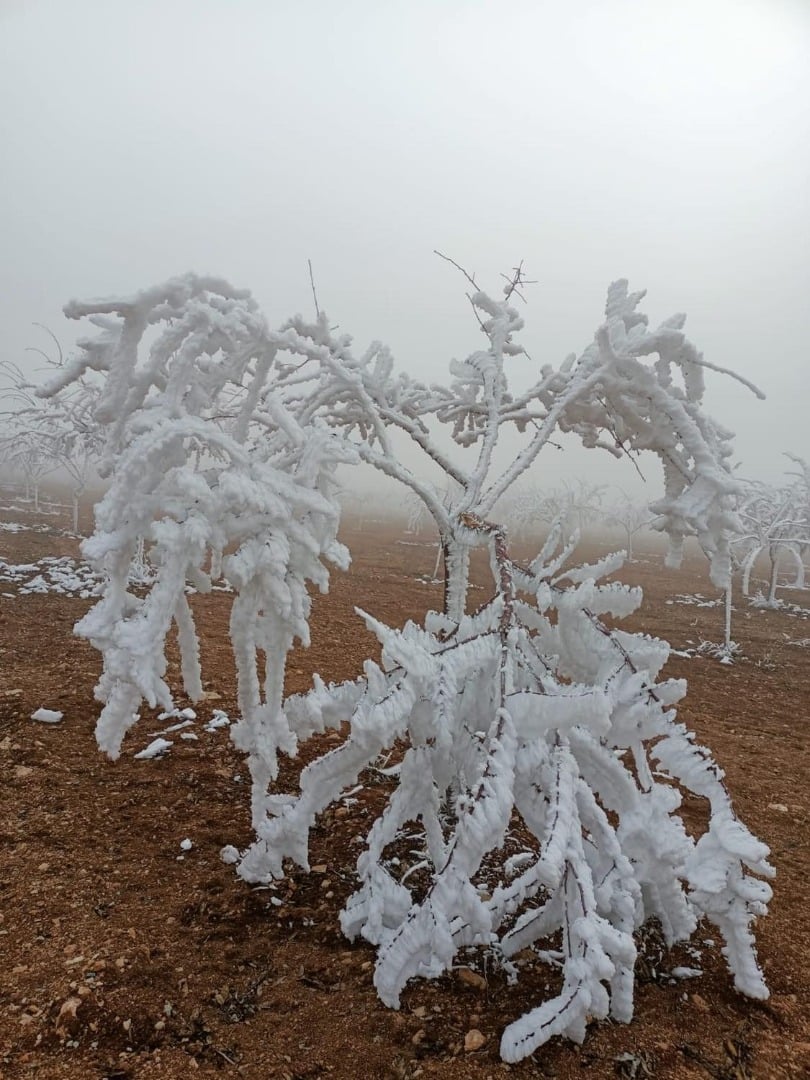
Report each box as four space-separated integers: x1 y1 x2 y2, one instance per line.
0 426 55 511
603 492 652 563
733 464 809 606
1 329 102 532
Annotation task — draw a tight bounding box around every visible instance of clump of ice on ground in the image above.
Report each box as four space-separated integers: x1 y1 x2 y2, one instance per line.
134 737 173 760
31 707 63 723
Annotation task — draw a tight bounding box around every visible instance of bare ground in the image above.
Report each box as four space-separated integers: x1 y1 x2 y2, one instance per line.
0 505 808 1079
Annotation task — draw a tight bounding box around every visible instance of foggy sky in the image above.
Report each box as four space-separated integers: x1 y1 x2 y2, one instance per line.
1 0 808 499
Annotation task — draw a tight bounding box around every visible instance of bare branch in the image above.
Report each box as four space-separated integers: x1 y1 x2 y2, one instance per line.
307 258 321 319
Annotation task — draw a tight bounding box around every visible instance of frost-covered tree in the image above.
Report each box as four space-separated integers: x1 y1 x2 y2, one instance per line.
405 488 432 535
733 465 809 606
41 267 772 1062
602 492 652 563
39 382 103 534
508 479 604 543
1 330 103 532
0 424 55 511
784 453 810 570
11 400 101 533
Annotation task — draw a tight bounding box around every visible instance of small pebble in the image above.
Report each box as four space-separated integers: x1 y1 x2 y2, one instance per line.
465 1029 486 1052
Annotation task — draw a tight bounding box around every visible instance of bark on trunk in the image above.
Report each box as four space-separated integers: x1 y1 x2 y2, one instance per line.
442 535 470 622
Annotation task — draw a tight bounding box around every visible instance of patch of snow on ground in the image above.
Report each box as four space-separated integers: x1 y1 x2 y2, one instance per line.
205 710 230 732
666 593 722 608
0 555 101 598
0 522 47 533
750 595 810 618
134 737 173 760
134 707 233 758
31 707 63 723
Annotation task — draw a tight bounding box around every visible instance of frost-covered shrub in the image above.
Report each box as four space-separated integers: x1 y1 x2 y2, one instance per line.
42 266 772 1061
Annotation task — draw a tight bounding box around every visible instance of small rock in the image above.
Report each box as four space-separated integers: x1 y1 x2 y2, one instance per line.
768 803 789 813
311 864 327 874
55 996 83 1035
465 1029 486 1052
412 1005 427 1018
691 993 710 1012
457 967 487 991
14 765 33 780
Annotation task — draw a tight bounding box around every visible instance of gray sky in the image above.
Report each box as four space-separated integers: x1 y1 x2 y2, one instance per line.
1 0 808 497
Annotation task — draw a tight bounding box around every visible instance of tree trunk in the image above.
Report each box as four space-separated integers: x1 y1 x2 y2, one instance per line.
433 542 442 582
442 535 470 622
723 581 732 652
767 547 780 605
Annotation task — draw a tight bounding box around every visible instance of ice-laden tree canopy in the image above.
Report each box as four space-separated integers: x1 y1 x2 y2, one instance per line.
40 268 772 1061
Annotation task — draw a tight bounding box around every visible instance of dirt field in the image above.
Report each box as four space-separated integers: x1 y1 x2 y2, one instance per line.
1 500 808 1079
